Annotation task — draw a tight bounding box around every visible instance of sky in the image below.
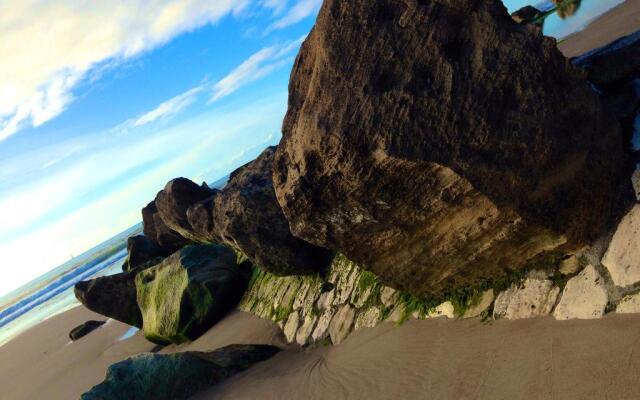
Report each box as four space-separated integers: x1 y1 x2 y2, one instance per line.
0 0 625 298
0 0 323 297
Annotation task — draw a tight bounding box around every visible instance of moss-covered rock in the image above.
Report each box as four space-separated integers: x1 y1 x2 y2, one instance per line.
81 344 280 400
136 244 250 344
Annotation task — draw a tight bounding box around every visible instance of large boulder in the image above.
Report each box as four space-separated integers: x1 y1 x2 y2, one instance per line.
74 271 143 328
136 244 251 344
273 0 627 296
81 344 280 400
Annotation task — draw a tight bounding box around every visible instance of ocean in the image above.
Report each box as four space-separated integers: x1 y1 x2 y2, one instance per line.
0 224 140 346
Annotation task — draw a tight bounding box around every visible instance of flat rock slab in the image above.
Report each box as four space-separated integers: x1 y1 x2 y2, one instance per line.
602 205 640 287
329 304 355 345
553 265 608 320
494 277 560 320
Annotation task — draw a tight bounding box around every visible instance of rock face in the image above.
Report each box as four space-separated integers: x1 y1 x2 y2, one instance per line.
122 235 164 272
553 265 608 320
493 274 560 320
75 270 143 328
602 205 640 287
142 200 189 254
136 244 251 344
155 178 217 242
273 0 625 297
68 320 106 341
81 344 280 400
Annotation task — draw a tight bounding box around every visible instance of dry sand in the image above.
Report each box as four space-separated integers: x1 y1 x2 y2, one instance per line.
559 0 640 57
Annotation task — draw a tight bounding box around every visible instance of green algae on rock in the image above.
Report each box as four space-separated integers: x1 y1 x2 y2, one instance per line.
136 244 251 345
81 344 280 400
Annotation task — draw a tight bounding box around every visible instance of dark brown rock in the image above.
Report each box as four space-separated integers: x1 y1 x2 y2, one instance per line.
69 320 106 341
273 0 627 296
122 235 164 272
155 178 217 242
142 200 189 253
511 6 541 25
74 270 143 328
205 147 331 275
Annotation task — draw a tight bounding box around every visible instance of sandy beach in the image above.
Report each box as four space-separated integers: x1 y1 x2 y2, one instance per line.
2 306 640 400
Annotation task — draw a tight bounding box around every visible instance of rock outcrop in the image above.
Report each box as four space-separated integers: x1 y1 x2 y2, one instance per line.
142 200 189 254
152 148 331 276
68 320 106 341
136 245 251 345
81 344 280 400
74 270 143 328
122 235 164 272
273 0 626 297
155 178 217 242
492 272 560 320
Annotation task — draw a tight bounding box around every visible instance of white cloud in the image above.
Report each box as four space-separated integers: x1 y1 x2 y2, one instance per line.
0 0 250 141
210 36 305 102
133 86 203 127
266 0 322 33
262 0 289 15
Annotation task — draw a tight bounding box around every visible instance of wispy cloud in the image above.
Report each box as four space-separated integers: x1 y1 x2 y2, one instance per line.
210 36 305 102
0 0 249 141
261 0 289 15
133 86 204 127
265 0 322 33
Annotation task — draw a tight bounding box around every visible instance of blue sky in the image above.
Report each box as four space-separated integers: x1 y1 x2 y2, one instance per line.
0 0 322 297
0 0 626 297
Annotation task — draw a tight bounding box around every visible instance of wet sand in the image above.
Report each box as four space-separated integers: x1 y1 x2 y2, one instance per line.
559 0 640 57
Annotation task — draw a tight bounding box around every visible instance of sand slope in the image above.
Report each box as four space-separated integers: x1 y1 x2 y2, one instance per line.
199 315 640 400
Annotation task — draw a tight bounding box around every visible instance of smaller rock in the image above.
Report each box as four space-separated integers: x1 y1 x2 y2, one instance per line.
493 278 560 320
553 265 608 320
123 235 165 272
354 307 381 330
602 205 640 287
334 268 359 304
559 255 581 276
74 270 143 328
428 301 455 319
81 344 280 400
295 315 317 346
350 284 373 308
155 178 216 242
463 290 495 319
616 292 640 313
311 307 336 343
329 304 355 345
283 312 300 343
69 320 106 341
136 245 251 344
380 286 399 308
